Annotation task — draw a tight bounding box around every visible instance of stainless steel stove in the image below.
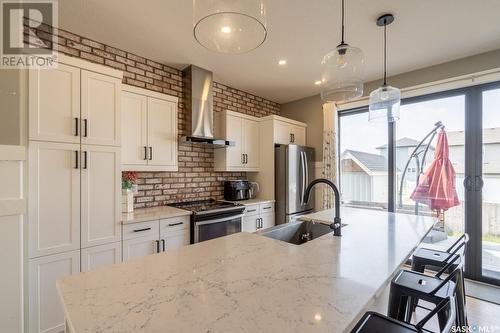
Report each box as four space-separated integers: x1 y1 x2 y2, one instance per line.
169 199 245 244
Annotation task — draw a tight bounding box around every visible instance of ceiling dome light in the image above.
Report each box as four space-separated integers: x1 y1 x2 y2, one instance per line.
321 0 364 102
193 0 267 54
369 14 401 123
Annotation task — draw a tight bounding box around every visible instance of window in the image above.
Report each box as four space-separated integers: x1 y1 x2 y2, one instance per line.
339 111 388 210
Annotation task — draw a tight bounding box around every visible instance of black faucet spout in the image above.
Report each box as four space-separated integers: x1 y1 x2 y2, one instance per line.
303 178 342 236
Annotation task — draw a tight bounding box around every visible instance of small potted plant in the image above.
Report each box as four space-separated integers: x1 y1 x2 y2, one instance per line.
122 172 138 213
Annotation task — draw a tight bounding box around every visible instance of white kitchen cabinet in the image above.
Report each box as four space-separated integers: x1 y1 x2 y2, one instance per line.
80 145 121 248
241 201 275 232
29 63 81 144
29 250 80 333
260 212 275 230
121 92 148 165
274 119 306 145
81 242 122 272
163 229 189 251
121 86 178 171
80 70 121 146
122 235 159 261
214 110 260 171
147 97 177 168
28 142 80 258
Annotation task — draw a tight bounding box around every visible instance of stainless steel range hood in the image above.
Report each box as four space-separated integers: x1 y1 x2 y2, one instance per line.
182 65 234 147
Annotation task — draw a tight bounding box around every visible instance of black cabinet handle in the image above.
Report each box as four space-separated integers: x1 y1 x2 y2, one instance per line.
161 239 166 251
241 154 245 164
74 150 79 169
83 119 88 137
245 154 248 164
263 206 271 210
168 222 183 227
133 227 151 233
83 151 88 169
155 240 160 253
255 218 260 229
247 209 257 213
149 147 153 160
74 117 79 136
144 146 148 160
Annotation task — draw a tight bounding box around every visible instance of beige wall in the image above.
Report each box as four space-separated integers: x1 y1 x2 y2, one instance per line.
281 48 500 161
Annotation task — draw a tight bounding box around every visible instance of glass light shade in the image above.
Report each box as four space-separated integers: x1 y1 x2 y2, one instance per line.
368 85 401 123
320 44 364 102
193 0 267 54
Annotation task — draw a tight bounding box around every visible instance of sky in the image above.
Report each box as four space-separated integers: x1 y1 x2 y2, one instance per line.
340 88 500 155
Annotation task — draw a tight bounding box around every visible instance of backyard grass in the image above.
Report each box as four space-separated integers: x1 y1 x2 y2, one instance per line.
448 231 500 244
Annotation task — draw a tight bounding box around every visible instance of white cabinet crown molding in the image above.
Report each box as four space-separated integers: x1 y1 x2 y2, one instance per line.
56 53 123 80
122 84 179 103
258 114 307 127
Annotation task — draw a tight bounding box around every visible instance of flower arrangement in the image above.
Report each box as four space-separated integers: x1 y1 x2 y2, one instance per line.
122 171 138 190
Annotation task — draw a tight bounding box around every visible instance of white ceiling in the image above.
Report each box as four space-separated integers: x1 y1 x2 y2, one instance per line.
59 0 500 104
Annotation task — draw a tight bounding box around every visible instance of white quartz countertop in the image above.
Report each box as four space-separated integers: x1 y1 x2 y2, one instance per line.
58 208 435 333
224 198 275 206
121 205 191 224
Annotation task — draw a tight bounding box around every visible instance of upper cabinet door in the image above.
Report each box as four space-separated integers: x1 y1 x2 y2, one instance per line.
243 119 260 170
147 97 178 169
81 70 121 146
290 125 306 145
28 142 80 258
121 92 148 166
274 121 292 145
29 64 80 143
226 114 244 168
80 145 121 248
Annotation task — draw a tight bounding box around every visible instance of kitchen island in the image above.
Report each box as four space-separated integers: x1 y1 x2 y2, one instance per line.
57 208 435 333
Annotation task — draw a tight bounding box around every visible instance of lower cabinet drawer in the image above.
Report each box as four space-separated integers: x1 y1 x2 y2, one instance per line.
160 215 190 233
122 220 159 241
259 202 274 214
244 204 260 216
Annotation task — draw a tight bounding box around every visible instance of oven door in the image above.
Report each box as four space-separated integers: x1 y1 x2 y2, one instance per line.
194 213 243 243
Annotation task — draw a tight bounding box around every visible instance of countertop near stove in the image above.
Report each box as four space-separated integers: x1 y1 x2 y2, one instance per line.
57 207 435 333
121 206 191 225
223 198 275 206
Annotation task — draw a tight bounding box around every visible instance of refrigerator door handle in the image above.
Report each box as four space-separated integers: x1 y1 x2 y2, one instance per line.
300 151 306 206
304 150 309 191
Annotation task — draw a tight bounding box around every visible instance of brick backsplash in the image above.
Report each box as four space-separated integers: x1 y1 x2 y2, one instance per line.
26 21 280 208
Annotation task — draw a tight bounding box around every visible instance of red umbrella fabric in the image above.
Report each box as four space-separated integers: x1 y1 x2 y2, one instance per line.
410 130 460 211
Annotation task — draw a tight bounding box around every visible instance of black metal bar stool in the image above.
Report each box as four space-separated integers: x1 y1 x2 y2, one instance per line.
388 255 464 330
351 297 455 333
410 233 468 325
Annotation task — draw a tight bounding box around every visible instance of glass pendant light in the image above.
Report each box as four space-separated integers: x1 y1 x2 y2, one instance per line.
193 0 267 54
369 14 401 123
321 0 364 102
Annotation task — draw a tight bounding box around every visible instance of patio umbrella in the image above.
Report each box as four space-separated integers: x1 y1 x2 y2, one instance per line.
410 129 460 214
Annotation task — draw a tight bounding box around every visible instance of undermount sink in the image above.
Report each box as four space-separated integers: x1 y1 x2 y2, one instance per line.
257 220 345 245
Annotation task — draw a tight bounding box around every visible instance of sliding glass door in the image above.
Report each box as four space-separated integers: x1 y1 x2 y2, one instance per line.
338 82 500 286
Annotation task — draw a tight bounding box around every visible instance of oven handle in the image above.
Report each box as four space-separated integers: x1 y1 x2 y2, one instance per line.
195 214 244 226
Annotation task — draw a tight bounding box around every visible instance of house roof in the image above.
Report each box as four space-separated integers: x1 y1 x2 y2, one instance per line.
342 150 387 172
376 137 423 149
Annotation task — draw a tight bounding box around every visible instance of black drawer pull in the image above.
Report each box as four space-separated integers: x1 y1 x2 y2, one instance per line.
133 227 151 232
168 222 183 227
247 209 257 213
263 206 272 210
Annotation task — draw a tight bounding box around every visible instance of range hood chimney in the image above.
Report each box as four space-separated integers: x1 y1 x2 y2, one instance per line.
182 65 234 147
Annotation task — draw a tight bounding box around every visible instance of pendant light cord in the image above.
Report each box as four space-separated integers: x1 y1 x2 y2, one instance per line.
383 22 387 86
341 0 345 44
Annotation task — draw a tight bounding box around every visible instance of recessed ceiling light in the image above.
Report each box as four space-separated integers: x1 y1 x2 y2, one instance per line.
314 80 322 85
278 60 287 65
221 26 232 34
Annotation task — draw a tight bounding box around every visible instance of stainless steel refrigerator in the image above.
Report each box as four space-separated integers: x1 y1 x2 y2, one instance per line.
275 144 315 224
